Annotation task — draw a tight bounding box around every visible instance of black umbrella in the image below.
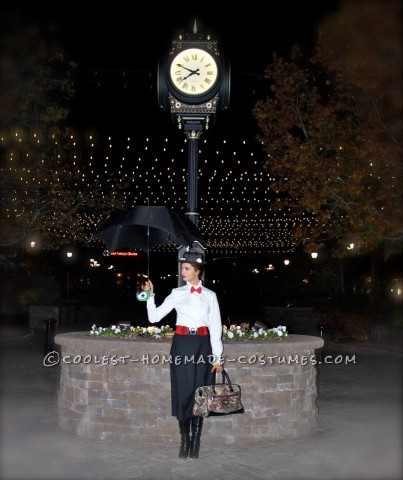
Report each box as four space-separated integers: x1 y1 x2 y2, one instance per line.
93 205 206 275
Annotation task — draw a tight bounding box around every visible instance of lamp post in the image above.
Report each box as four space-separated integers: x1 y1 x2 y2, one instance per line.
157 21 230 285
65 251 73 300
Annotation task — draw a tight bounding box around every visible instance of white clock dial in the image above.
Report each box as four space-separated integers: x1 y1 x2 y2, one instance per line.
169 48 219 96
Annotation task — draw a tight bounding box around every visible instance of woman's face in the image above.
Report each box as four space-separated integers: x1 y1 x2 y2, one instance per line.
181 263 200 284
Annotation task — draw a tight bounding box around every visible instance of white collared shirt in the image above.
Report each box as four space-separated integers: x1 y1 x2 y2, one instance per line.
147 281 223 363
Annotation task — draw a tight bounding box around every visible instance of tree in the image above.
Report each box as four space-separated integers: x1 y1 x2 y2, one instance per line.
0 129 129 248
253 0 402 257
0 10 128 249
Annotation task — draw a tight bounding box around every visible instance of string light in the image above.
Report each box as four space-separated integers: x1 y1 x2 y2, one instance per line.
0 131 331 253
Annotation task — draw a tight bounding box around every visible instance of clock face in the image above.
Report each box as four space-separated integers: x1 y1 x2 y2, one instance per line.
169 48 219 97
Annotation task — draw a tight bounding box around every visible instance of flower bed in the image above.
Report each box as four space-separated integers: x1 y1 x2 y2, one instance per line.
223 324 288 340
89 323 288 340
89 324 174 339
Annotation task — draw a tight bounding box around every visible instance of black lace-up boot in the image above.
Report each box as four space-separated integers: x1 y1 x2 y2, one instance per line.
178 419 191 459
189 416 204 459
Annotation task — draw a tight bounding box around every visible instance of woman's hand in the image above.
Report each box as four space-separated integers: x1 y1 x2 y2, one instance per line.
211 363 223 374
143 279 154 296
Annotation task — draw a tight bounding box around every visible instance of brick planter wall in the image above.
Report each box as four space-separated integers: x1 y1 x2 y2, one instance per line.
55 332 324 444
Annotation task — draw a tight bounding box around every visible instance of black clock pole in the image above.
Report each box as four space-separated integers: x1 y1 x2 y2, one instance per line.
184 120 204 228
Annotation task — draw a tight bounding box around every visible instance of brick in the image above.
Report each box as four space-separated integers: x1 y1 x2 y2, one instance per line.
87 397 110 406
58 406 83 421
106 365 132 383
105 399 128 408
86 381 106 390
127 392 150 409
256 377 277 391
65 386 75 403
88 389 108 399
101 407 130 419
59 416 79 432
106 381 130 391
74 387 89 405
68 364 91 373
87 372 106 382
252 408 278 419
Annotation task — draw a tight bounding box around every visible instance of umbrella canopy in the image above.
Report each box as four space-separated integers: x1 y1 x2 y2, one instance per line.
93 205 206 254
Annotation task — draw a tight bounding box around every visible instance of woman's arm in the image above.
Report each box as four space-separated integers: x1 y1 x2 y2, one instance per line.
208 292 224 372
146 280 176 324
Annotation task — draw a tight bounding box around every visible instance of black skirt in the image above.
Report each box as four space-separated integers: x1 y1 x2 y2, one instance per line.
170 334 213 420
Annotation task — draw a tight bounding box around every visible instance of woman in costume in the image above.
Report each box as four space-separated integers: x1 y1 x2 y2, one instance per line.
143 249 223 459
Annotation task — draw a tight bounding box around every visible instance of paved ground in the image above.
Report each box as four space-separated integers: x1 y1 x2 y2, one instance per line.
0 328 402 480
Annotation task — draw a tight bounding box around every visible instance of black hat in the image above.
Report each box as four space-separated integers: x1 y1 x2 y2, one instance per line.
179 249 206 266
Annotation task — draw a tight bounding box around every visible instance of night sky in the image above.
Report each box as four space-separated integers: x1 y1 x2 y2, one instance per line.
1 0 344 256
2 0 340 135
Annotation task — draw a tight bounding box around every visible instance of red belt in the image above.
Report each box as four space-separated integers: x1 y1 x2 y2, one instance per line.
175 326 209 336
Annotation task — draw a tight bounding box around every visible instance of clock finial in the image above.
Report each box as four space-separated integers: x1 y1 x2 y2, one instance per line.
193 19 198 34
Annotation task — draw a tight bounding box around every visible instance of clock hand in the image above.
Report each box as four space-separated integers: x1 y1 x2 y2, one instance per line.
181 70 200 81
177 64 200 76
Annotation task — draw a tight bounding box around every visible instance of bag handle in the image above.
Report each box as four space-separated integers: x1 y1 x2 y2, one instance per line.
206 368 233 387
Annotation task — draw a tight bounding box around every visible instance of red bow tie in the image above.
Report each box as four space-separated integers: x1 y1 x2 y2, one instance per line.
190 286 202 294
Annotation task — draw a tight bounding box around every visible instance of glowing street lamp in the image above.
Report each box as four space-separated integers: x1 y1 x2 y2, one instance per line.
311 252 318 259
64 249 76 300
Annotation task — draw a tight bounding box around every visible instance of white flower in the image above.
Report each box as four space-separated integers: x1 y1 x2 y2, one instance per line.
115 327 121 334
95 331 99 335
227 331 234 339
130 326 135 331
253 331 259 338
90 330 94 335
91 324 96 330
111 325 116 330
238 331 243 337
